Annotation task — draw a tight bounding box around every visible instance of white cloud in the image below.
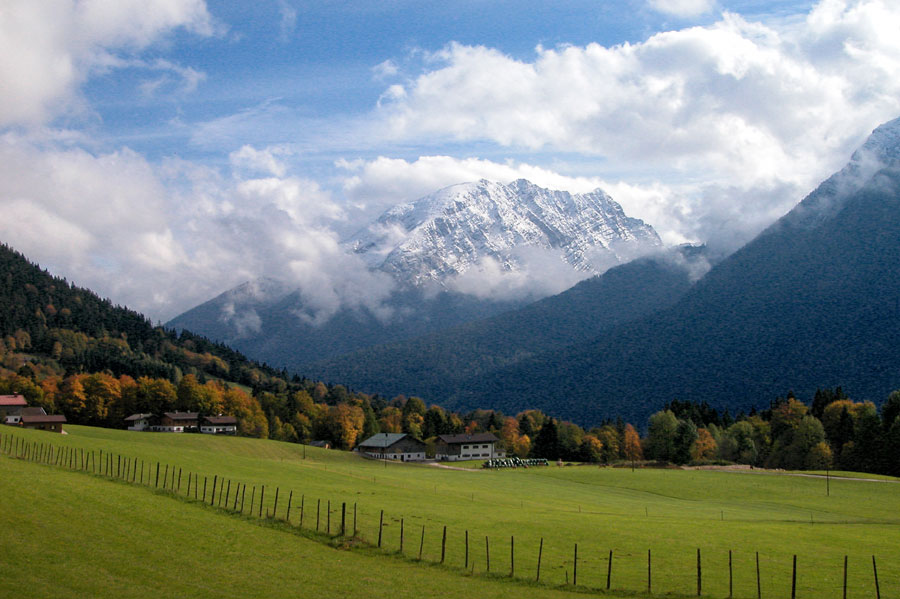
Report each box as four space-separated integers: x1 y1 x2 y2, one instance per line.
0 0 215 127
446 247 590 302
648 0 716 18
0 133 394 323
277 0 298 42
229 144 293 177
372 59 399 79
372 1 900 249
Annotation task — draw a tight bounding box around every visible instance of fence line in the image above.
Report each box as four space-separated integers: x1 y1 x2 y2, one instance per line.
0 429 894 599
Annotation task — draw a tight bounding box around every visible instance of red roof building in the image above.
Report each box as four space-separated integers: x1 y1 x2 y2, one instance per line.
1 394 29 424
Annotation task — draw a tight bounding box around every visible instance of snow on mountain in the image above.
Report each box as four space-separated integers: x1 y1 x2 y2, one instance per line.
784 116 900 231
348 179 662 289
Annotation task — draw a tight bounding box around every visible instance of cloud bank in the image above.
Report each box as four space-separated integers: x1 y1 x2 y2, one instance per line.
373 1 900 248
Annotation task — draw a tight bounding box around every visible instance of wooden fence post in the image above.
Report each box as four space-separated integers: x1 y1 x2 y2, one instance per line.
441 526 447 564
485 536 490 572
316 499 320 531
217 478 224 506
210 475 217 505
327 500 331 534
300 495 305 528
756 551 761 599
465 530 468 569
697 548 702 596
573 543 578 586
353 502 357 536
510 535 514 577
536 537 543 582
791 555 797 599
648 549 652 595
607 549 613 589
341 502 346 537
272 487 280 519
843 555 848 599
873 555 881 599
418 526 425 561
286 491 293 523
377 510 383 547
258 486 265 518
233 483 241 512
729 549 733 599
241 485 247 513
225 480 231 507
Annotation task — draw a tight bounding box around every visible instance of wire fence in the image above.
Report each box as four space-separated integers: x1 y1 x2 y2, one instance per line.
1 430 894 598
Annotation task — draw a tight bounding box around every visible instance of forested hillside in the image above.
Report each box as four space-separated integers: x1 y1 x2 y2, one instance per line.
0 243 302 390
306 249 701 401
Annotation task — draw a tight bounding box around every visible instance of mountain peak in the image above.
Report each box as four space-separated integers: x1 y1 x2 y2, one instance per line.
349 179 661 289
773 115 900 232
854 116 900 163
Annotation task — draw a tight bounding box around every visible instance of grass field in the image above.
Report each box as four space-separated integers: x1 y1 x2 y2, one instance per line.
2 425 898 598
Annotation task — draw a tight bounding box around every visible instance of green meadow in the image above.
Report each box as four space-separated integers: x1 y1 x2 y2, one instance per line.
2 425 898 599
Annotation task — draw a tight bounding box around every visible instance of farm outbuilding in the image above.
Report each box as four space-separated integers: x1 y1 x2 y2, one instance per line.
20 413 66 433
434 433 504 461
125 413 155 431
153 412 199 432
0 394 28 424
356 433 426 461
5 406 45 425
200 416 238 435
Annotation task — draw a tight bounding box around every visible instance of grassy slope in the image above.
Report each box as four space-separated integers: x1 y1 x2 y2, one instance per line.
0 457 579 599
2 425 898 598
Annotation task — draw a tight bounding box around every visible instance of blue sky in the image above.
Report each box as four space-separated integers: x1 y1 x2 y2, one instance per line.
1 0 899 322
83 1 815 164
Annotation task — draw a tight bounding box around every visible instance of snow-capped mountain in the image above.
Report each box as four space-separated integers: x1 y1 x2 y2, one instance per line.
349 179 661 287
169 177 663 369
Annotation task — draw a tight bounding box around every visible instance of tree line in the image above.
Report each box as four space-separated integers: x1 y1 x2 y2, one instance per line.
643 390 900 476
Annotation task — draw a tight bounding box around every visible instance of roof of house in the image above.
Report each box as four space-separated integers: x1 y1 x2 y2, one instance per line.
20 407 47 417
437 433 500 444
162 412 199 421
203 416 237 425
357 433 410 448
21 414 67 424
309 440 330 448
124 413 154 421
0 394 27 407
